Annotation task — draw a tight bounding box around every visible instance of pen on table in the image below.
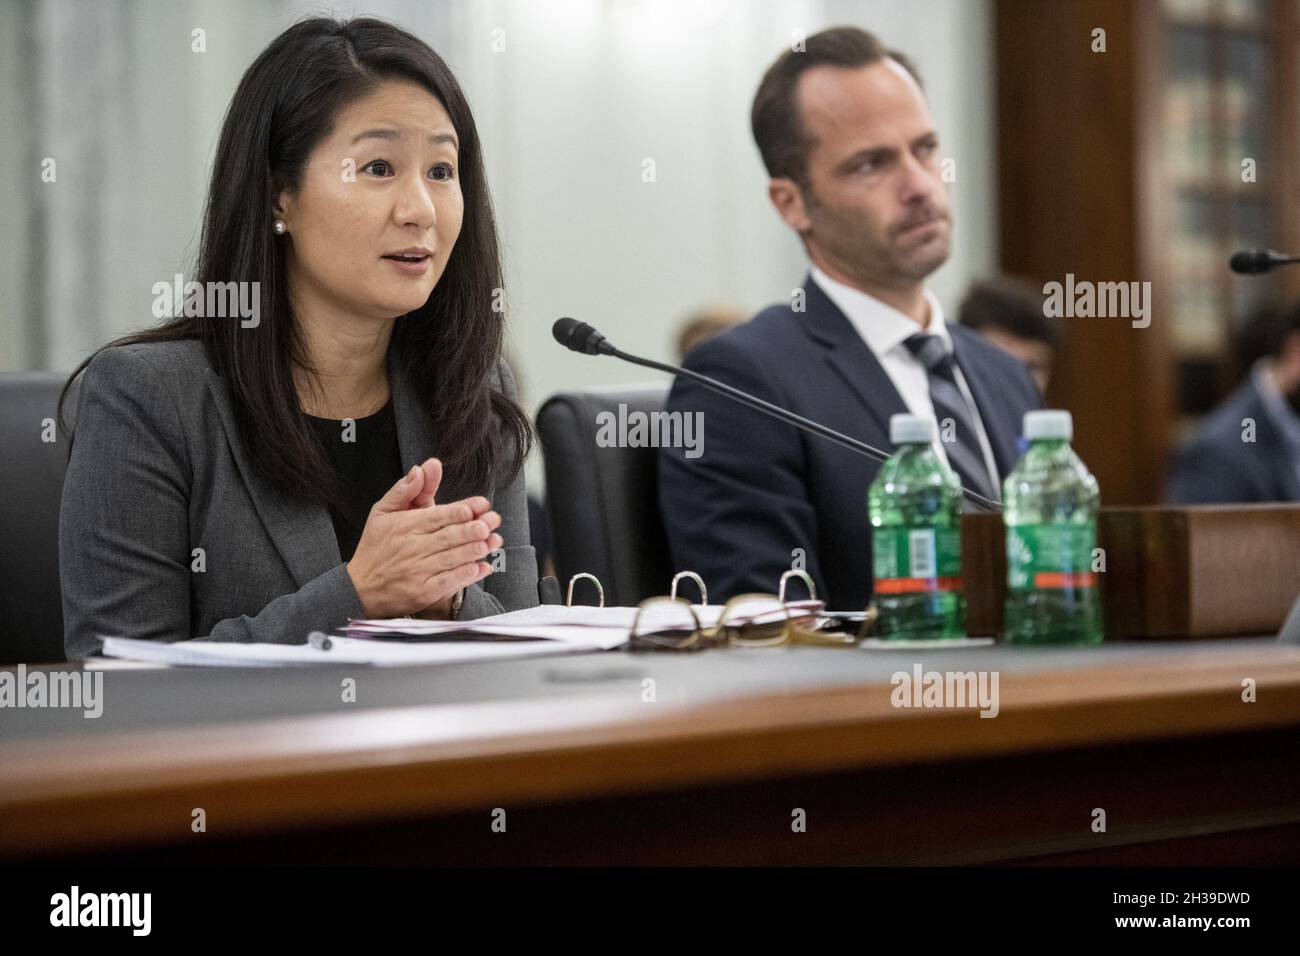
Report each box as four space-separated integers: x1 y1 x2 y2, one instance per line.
308 631 333 651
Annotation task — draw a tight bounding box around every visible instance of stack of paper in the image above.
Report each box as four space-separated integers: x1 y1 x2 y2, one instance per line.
95 597 826 668
98 634 612 668
340 597 825 639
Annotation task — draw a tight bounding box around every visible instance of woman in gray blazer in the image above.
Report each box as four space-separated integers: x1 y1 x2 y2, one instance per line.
58 18 538 658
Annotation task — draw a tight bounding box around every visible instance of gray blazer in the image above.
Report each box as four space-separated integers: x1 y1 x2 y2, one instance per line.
60 339 538 659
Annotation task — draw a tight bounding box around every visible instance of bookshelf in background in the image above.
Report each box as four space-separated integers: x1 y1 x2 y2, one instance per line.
995 0 1300 503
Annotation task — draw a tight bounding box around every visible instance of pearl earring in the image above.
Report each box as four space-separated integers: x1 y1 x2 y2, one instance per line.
273 219 286 235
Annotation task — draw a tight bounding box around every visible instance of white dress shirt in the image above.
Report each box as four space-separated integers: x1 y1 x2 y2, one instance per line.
809 266 1001 489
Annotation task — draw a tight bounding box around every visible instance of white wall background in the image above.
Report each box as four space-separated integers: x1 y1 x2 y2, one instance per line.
0 0 996 489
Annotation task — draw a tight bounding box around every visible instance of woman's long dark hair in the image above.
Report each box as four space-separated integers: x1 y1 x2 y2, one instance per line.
58 16 531 509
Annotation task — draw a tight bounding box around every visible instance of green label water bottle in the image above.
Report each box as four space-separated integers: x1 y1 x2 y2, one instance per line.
1002 410 1103 645
868 413 966 640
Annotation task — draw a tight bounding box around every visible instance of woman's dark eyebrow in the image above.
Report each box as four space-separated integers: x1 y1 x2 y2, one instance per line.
349 128 459 148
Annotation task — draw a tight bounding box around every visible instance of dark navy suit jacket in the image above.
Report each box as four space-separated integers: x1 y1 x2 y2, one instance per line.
1165 377 1300 504
657 276 1042 610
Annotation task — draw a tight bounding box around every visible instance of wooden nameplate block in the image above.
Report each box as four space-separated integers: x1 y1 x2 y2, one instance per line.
961 505 1300 638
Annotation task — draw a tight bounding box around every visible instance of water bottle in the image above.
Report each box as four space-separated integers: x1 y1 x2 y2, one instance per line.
1002 410 1103 644
868 413 965 640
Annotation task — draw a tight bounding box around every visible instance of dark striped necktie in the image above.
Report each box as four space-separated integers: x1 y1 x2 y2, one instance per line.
903 333 998 502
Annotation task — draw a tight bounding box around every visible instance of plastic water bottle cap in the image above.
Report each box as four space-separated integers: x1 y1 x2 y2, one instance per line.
889 413 936 445
1024 409 1073 441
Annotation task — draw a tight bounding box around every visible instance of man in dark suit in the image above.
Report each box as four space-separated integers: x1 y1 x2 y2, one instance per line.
1166 305 1300 504
658 27 1041 610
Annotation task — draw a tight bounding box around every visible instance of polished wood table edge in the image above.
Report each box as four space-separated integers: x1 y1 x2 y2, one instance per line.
2 644 1298 858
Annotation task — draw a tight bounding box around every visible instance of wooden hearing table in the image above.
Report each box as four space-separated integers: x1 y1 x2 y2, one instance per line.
1 637 1299 864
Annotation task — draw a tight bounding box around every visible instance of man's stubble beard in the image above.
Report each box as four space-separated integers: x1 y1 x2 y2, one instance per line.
802 183 950 287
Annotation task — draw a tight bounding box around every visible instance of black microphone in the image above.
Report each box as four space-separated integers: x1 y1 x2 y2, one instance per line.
1229 249 1300 275
552 317 615 355
551 317 1002 512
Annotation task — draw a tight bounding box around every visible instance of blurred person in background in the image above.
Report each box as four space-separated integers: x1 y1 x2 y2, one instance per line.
957 276 1056 395
675 305 747 361
1166 301 1300 504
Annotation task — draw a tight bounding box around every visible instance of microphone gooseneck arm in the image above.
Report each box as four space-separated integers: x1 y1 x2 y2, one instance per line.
552 317 1003 513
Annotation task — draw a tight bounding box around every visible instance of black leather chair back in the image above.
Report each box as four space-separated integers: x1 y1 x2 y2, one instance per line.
536 387 674 607
0 373 78 663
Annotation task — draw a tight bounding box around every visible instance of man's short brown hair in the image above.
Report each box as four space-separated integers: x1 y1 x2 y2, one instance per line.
751 26 923 186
